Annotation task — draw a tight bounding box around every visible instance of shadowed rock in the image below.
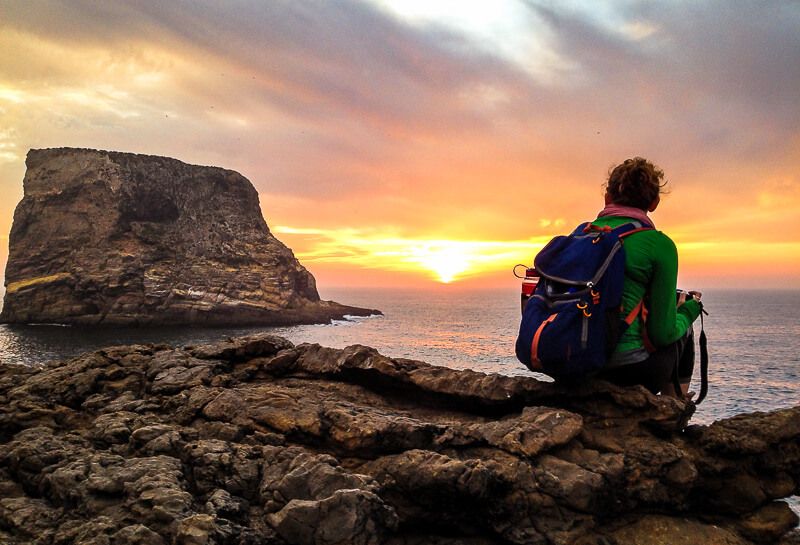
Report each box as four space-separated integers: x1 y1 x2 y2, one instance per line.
0 335 797 544
0 148 378 326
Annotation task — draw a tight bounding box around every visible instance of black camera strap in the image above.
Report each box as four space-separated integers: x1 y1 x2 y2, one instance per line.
695 303 709 405
670 301 709 404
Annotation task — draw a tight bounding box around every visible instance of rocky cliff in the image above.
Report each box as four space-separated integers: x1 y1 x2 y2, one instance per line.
0 148 377 326
0 335 797 545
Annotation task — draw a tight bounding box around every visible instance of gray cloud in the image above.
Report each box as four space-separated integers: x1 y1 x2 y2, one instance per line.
2 0 528 132
1 0 798 206
522 0 800 162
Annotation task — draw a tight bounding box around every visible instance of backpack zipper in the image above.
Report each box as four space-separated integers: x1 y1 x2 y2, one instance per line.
589 241 624 286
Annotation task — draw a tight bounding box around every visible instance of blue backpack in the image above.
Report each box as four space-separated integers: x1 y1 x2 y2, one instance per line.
515 221 651 380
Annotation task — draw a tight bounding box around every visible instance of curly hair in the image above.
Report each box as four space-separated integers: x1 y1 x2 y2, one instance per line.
605 157 667 210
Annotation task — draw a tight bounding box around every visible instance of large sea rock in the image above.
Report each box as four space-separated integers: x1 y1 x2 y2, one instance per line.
0 335 797 545
0 148 377 326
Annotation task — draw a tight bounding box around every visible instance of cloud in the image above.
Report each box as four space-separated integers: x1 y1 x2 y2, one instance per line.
5 1 797 183
273 224 548 283
2 1 524 127
0 0 798 286
0 1 542 200
521 1 800 160
0 130 21 164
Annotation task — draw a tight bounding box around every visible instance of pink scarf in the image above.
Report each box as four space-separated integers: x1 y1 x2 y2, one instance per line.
597 204 655 228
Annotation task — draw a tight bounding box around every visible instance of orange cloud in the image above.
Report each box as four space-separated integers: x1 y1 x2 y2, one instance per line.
0 1 798 294
273 225 548 284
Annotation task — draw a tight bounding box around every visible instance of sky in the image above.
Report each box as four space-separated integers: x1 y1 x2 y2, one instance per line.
1 0 799 294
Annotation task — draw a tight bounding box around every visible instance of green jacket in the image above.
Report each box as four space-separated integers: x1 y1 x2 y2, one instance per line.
591 216 701 363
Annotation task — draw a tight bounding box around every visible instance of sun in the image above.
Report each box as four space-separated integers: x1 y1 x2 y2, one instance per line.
277 224 550 286
409 242 470 283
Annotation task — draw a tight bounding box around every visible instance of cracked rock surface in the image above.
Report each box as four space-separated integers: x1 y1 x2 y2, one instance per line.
0 333 798 544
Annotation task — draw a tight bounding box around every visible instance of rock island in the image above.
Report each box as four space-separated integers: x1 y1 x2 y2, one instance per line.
0 148 377 326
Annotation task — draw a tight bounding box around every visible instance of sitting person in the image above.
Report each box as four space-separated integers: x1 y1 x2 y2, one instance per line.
591 157 702 397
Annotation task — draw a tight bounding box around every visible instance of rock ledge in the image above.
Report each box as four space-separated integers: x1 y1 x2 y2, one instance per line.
0 334 798 545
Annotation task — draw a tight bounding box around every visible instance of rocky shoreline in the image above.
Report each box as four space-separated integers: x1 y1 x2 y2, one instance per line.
0 334 798 545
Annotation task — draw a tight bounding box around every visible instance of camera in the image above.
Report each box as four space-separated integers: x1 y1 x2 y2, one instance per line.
676 289 695 302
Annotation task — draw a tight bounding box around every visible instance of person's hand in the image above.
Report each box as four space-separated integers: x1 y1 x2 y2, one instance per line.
678 290 702 306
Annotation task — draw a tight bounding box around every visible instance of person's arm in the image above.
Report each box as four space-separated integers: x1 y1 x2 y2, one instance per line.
647 234 701 347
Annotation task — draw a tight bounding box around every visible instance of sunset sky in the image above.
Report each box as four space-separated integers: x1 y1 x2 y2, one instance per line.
1 1 799 294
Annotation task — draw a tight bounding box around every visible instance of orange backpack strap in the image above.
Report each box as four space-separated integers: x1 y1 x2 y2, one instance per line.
623 299 656 353
623 300 643 325
639 303 656 353
529 314 558 370
618 226 653 239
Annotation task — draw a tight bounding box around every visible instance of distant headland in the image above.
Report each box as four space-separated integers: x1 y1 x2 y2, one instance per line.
0 148 378 326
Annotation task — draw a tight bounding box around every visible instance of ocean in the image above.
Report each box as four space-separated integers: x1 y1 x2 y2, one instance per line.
0 287 798 427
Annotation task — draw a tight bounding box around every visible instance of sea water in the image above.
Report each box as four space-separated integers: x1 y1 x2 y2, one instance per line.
0 288 797 426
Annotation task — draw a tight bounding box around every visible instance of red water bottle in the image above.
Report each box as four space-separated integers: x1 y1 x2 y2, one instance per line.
515 265 540 314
